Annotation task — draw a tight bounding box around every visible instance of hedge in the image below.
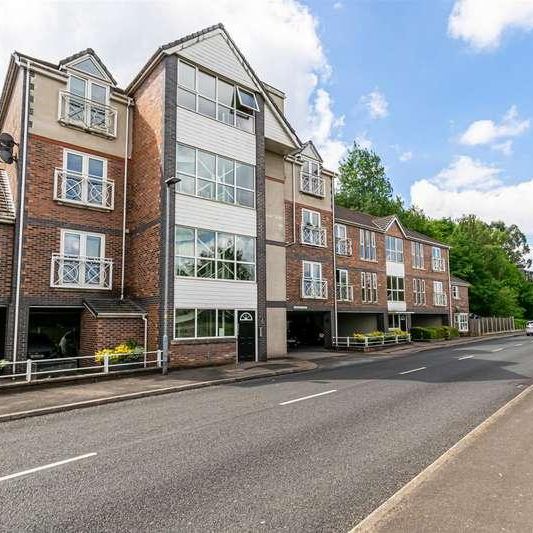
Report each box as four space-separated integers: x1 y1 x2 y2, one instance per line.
410 326 460 341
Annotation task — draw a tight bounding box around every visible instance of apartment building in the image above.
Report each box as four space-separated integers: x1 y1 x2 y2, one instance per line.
0 23 469 367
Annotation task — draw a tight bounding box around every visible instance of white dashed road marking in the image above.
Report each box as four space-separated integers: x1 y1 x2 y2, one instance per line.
399 367 427 375
279 389 337 406
458 355 474 360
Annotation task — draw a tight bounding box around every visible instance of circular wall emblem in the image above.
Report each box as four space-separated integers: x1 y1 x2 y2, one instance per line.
239 312 253 322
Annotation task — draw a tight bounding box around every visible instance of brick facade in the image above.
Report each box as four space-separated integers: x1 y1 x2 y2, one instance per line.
0 224 14 303
451 283 470 314
169 340 236 367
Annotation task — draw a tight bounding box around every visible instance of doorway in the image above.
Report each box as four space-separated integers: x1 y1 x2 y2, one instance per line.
237 310 256 362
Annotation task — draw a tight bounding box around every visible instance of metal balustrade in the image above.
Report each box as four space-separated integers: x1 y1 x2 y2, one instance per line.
300 174 325 197
302 278 328 299
432 257 446 272
51 254 113 289
336 284 354 301
58 91 117 137
301 225 327 247
335 237 352 256
334 334 411 349
54 169 114 210
433 292 448 306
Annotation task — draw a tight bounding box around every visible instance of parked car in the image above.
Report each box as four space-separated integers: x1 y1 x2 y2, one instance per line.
27 333 57 359
526 321 533 336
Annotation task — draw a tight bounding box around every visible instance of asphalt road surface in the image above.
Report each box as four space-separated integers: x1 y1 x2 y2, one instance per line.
2 335 533 532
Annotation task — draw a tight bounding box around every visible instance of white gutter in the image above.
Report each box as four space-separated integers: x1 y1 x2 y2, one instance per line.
143 315 148 354
331 173 338 346
120 97 133 300
12 57 31 369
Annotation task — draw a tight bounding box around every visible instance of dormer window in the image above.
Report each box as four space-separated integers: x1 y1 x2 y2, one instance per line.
300 158 325 197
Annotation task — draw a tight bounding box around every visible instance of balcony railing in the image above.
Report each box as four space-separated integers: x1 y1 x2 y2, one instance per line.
58 91 117 138
335 237 352 256
54 169 114 210
302 278 328 299
432 257 446 272
336 284 353 301
51 254 113 290
300 174 325 197
433 292 447 307
301 225 327 247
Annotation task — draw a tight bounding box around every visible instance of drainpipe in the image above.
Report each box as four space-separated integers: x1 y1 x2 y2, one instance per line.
120 97 133 301
283 154 302 245
11 57 31 370
331 173 338 347
447 250 453 327
142 314 148 354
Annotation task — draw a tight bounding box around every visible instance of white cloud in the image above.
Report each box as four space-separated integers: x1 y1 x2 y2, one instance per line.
459 106 529 153
361 89 389 119
355 133 373 150
333 2 343 10
0 0 345 168
410 155 533 234
449 0 533 50
399 151 413 162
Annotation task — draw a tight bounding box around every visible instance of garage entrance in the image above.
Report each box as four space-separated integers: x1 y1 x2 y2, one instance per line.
287 311 330 349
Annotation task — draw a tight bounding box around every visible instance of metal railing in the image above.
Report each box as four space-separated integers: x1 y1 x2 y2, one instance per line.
51 254 113 289
432 257 446 272
302 278 328 299
58 91 117 137
301 225 327 247
0 351 162 385
54 168 114 210
433 293 448 306
334 334 411 349
336 284 354 301
335 237 352 256
300 173 325 197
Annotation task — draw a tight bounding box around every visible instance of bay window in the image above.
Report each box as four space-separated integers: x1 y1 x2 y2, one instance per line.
387 276 405 302
386 236 404 263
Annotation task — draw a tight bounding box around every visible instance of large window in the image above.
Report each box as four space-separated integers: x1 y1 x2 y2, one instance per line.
412 242 424 269
413 278 426 305
175 308 236 339
360 229 377 261
385 236 404 263
177 59 259 133
433 281 447 306
432 247 446 272
176 143 255 208
387 276 405 302
454 313 469 333
175 226 256 281
301 209 326 247
361 272 378 303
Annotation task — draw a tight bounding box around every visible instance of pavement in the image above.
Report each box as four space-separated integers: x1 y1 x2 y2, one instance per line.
1 334 532 532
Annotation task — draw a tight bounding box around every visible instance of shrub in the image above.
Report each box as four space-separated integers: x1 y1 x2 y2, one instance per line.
95 340 144 364
410 326 459 341
515 318 527 330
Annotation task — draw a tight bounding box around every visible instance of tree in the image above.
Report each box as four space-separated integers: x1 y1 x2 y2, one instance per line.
336 143 403 216
489 221 531 269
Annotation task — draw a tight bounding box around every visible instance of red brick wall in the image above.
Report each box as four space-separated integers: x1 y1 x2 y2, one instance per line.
0 224 14 299
451 284 470 314
169 340 235 368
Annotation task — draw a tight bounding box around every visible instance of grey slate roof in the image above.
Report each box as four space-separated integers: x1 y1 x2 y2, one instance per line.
84 298 146 318
451 276 471 286
0 170 15 222
335 206 378 229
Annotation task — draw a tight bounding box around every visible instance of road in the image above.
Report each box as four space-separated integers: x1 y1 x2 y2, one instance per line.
1 335 532 532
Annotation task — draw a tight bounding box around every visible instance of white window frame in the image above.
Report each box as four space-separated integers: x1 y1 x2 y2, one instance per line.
412 242 424 269
413 278 426 305
303 260 322 281
452 285 460 299
387 275 405 302
302 208 321 228
68 74 110 106
360 229 377 261
174 308 237 340
454 312 469 332
361 271 378 303
386 236 404 263
301 209 326 247
335 223 347 240
433 280 447 306
432 246 446 272
60 229 105 259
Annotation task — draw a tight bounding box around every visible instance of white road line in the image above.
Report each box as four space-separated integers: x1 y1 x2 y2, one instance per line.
399 366 427 375
0 453 97 482
458 355 474 360
492 347 504 352
279 389 337 406
514 343 524 347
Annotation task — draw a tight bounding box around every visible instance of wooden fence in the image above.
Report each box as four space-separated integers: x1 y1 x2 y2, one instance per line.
468 317 519 337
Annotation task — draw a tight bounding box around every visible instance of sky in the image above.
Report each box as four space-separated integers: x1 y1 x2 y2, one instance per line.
1 0 533 251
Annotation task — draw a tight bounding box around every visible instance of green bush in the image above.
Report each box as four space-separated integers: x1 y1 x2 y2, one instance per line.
515 318 527 330
410 326 459 341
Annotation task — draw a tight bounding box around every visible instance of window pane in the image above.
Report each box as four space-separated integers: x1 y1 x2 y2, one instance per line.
197 179 215 199
235 163 254 190
218 310 235 337
217 184 235 204
197 309 216 337
66 153 83 173
197 230 215 257
236 236 255 263
175 226 195 256
218 80 234 107
236 112 254 133
198 71 216 99
175 309 195 338
236 188 254 208
217 157 234 184
218 105 234 125
90 84 106 104
197 259 215 278
176 257 195 277
217 260 235 280
237 88 259 111
64 233 80 256
88 158 104 178
178 87 196 111
86 236 101 258
237 263 255 281
198 96 216 118
177 174 195 195
217 233 235 260
70 77 86 97
197 151 216 181
176 144 196 175
178 62 195 90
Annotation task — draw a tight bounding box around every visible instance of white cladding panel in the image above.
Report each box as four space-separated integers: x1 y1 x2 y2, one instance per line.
174 278 257 309
386 261 405 277
265 105 294 147
177 106 256 165
178 33 258 91
175 194 257 237
387 301 407 312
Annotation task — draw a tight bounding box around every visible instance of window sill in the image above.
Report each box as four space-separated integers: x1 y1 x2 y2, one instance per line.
55 199 113 212
299 189 325 199
171 337 236 345
51 284 111 291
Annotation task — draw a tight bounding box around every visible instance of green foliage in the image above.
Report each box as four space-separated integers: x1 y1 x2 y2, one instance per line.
95 340 144 364
515 318 527 329
410 326 459 341
336 142 533 319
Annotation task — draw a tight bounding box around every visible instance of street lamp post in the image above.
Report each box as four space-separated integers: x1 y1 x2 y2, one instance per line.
162 175 181 375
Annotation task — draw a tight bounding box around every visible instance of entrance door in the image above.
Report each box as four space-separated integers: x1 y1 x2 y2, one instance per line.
237 310 256 362
389 313 407 331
